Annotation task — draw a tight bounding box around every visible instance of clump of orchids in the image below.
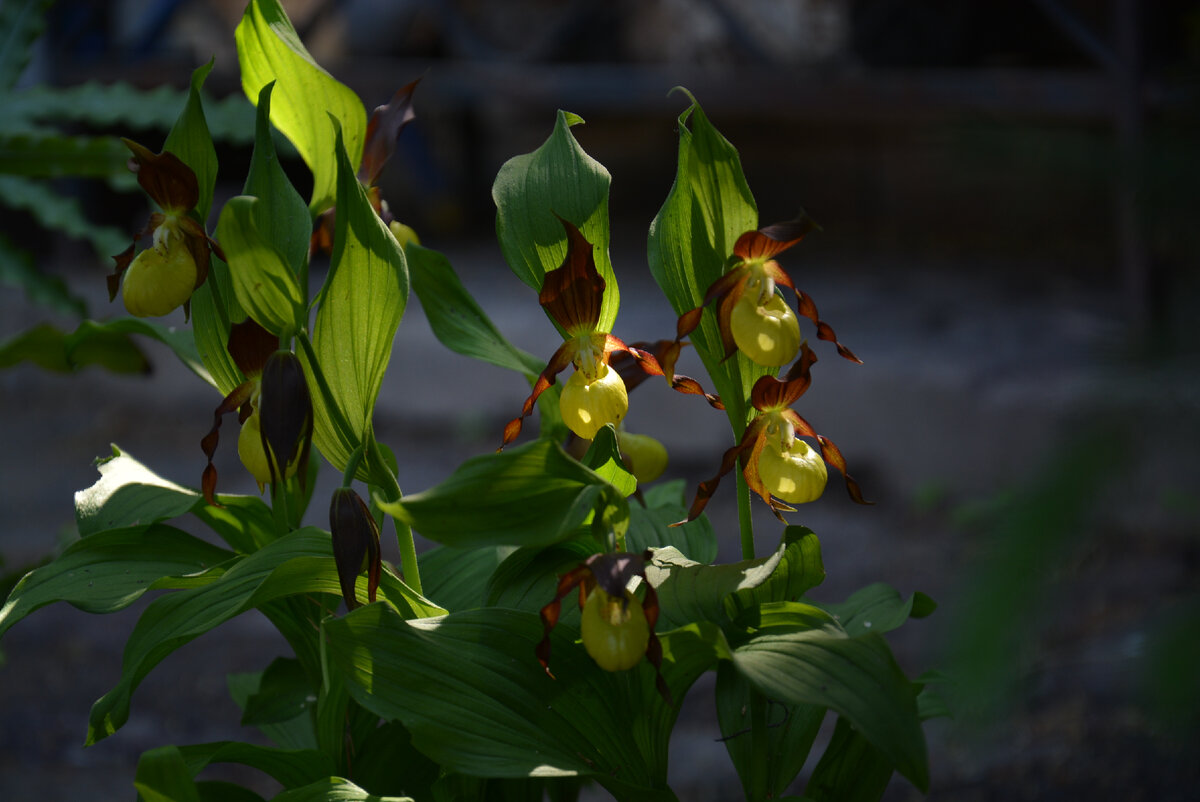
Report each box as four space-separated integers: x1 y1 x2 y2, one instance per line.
108 139 221 318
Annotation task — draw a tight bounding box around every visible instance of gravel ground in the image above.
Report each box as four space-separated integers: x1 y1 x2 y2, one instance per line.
1 238 1197 800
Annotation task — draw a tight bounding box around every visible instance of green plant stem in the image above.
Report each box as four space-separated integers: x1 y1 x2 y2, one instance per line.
735 456 755 561
367 443 422 596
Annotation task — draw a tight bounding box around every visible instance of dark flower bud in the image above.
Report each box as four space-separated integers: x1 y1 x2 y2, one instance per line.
258 351 314 491
330 488 381 610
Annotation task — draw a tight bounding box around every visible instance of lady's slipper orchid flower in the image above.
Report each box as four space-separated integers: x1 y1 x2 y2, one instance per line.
502 219 721 447
673 213 860 369
537 550 671 703
108 139 220 319
330 488 381 610
680 343 868 524
200 320 313 503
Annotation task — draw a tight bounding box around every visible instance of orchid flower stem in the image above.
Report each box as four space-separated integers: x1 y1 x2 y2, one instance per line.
735 455 756 561
367 442 422 596
341 443 365 489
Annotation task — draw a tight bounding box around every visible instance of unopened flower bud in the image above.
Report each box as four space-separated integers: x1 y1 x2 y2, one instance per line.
258 351 313 489
619 431 668 484
121 240 197 317
757 436 828 504
559 363 628 440
330 488 381 610
730 292 801 367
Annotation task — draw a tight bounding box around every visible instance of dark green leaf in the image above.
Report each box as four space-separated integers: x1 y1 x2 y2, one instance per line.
0 523 231 638
820 583 937 638
493 111 618 334
240 657 313 727
178 740 334 790
628 480 718 565
0 232 88 315
732 630 929 791
376 439 616 550
724 526 824 621
804 715 893 802
484 539 597 616
418 545 516 612
0 132 128 178
0 174 127 258
407 243 543 379
227 670 317 751
135 745 202 802
270 778 414 802
0 0 52 90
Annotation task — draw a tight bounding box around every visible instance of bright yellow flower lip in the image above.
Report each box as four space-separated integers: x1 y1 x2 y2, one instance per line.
730 291 802 367
121 236 198 318
757 435 827 504
581 587 650 672
559 363 629 440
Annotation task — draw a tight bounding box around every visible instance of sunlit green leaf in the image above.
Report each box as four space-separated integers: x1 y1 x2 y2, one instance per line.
272 777 414 802
163 59 218 223
244 81 311 277
493 110 618 335
190 254 246 397
235 0 365 214
580 425 636 497
306 124 407 474
217 195 306 336
647 90 766 432
74 445 198 536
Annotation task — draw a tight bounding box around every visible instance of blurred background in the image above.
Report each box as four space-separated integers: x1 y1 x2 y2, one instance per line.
1 0 1198 799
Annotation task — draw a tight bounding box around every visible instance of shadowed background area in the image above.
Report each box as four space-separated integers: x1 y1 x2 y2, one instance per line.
1 0 1198 799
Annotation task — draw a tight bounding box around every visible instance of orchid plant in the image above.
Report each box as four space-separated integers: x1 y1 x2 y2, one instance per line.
0 2 942 801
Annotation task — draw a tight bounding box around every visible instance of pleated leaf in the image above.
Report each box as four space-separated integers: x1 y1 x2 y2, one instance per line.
493 111 618 335
647 91 767 431
135 745 202 802
163 59 219 223
821 582 937 638
322 605 727 799
627 480 718 565
190 254 246 397
307 124 407 473
177 741 335 790
271 777 414 802
84 528 443 745
804 715 895 802
732 625 929 792
235 0 365 214
217 195 306 336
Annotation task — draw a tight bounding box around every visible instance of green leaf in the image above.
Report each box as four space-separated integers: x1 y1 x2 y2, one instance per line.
177 741 335 790
820 583 936 638
647 91 766 432
0 132 128 178
192 494 279 555
235 0 366 214
190 254 246 397
163 59 219 223
271 777 414 802
804 715 894 802
732 629 929 791
0 523 231 638
227 670 317 751
306 124 408 473
323 605 716 799
352 721 440 801
84 528 443 745
407 243 543 379
135 745 202 802
418 545 516 612
0 321 149 375
628 480 718 565
217 195 306 336
645 527 824 630
240 657 313 727
244 81 311 277
376 439 617 550
716 661 825 801
74 445 199 536
0 174 127 258
579 425 636 497
0 0 52 90
484 539 597 616
0 232 88 316
493 110 618 334
197 781 266 802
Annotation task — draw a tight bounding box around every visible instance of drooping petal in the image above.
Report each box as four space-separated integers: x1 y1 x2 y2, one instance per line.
201 380 256 505
536 562 595 678
226 319 279 379
784 410 870 505
675 417 767 525
539 216 606 336
750 341 818 412
766 262 861 364
501 339 576 448
607 336 723 410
